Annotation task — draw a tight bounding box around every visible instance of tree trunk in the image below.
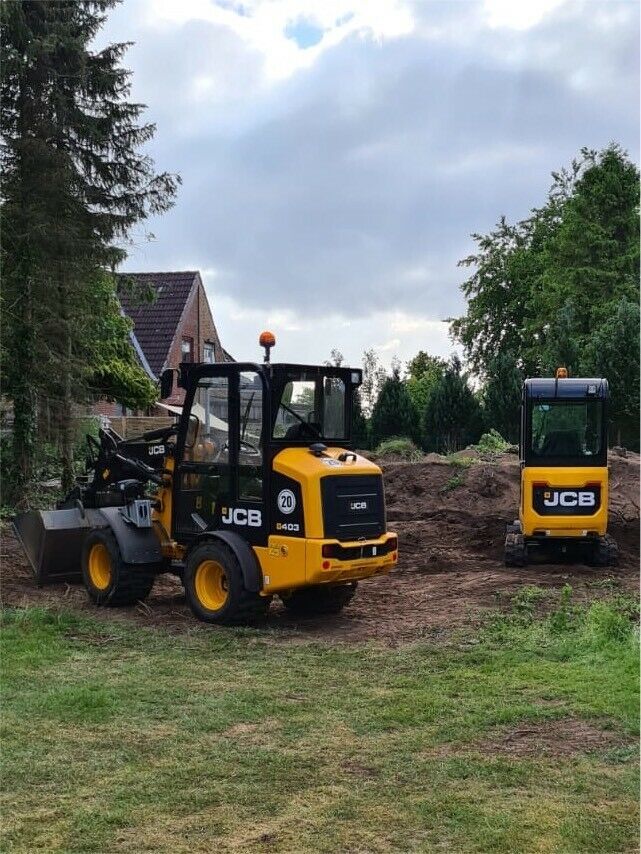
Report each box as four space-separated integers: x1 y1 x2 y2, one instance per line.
57 273 75 494
10 276 37 503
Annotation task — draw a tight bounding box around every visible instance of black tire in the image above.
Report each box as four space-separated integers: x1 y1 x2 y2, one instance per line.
81 529 156 607
281 583 357 616
504 531 527 567
184 540 269 625
591 534 619 567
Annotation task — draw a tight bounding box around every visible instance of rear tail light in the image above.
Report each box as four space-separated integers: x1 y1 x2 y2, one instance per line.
322 544 333 558
388 536 398 551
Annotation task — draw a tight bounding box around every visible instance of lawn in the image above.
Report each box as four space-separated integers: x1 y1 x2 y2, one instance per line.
1 591 638 853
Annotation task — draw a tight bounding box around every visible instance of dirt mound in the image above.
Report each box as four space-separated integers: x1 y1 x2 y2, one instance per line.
1 452 638 645
384 452 640 572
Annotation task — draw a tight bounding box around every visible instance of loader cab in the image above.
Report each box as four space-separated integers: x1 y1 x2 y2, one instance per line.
170 360 363 544
505 370 617 567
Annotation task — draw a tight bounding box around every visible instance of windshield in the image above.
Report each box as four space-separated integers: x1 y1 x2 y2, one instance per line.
273 372 346 441
530 400 603 458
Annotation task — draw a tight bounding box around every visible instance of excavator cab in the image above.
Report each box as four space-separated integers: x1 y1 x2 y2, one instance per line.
15 333 398 624
505 368 617 567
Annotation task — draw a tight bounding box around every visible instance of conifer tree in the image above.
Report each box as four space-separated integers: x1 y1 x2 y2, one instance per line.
370 367 418 447
423 356 483 453
482 352 522 443
1 1 179 495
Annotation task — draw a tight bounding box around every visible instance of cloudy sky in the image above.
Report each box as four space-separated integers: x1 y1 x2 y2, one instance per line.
102 0 639 369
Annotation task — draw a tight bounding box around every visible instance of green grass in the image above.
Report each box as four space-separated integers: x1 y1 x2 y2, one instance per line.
441 472 466 491
1 596 638 853
375 436 423 461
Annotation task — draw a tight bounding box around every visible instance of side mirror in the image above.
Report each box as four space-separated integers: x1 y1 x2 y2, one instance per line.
160 369 175 400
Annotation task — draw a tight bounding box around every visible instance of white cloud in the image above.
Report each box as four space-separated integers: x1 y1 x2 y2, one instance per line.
483 0 566 30
107 0 639 367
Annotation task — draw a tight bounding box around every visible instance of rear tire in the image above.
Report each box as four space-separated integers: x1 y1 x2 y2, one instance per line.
184 541 269 625
82 529 156 607
281 583 357 616
591 534 619 567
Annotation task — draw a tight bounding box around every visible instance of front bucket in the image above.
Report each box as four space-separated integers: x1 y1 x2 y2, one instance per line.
13 507 90 585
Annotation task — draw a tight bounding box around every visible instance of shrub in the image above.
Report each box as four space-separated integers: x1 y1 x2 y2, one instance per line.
474 428 512 455
375 436 422 461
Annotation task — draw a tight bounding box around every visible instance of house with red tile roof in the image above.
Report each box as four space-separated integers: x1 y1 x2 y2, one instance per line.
94 271 232 417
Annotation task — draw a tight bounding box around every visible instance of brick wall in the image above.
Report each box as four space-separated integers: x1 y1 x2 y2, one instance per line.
163 273 225 406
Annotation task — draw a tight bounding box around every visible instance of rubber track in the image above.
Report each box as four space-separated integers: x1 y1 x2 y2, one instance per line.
504 532 527 567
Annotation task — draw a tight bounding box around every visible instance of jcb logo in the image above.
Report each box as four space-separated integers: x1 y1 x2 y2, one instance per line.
221 507 262 527
149 444 165 456
350 501 368 511
543 490 596 508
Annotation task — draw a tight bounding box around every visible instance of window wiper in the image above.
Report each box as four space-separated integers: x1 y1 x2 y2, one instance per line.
241 392 254 441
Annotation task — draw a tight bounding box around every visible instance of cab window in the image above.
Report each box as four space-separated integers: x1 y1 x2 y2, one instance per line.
531 401 603 458
186 376 229 464
273 375 346 441
238 371 263 501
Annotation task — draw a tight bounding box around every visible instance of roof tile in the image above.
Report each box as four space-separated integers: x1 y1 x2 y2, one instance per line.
117 271 197 377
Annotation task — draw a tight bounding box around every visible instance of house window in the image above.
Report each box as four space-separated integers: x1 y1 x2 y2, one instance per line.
181 337 194 363
203 342 215 364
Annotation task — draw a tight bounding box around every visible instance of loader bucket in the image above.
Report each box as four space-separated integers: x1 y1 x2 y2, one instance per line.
13 507 90 585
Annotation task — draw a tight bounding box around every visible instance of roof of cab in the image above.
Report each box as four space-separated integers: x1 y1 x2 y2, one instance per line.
524 377 608 399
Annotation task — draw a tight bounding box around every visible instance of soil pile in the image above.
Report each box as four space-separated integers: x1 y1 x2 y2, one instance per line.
383 451 640 573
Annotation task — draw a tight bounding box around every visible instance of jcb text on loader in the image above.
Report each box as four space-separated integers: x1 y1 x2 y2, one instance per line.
14 333 398 624
505 367 617 567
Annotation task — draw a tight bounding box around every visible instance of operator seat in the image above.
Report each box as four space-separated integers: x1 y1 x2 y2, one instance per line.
541 429 582 457
284 422 321 440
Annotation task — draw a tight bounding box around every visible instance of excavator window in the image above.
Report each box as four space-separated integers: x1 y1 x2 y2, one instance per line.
531 400 603 459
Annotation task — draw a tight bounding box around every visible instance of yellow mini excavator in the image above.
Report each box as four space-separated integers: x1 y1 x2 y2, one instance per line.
505 367 617 567
14 333 397 624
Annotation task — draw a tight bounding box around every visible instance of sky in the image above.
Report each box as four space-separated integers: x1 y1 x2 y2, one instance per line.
101 0 639 370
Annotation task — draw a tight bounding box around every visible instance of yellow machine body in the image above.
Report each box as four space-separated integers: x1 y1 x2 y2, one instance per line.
152 446 397 594
520 465 608 538
505 372 616 567
254 447 397 593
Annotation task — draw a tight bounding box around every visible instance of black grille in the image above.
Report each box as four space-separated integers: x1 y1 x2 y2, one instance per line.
320 474 385 541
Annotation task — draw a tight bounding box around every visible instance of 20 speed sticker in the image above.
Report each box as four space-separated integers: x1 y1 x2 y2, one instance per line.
277 489 296 514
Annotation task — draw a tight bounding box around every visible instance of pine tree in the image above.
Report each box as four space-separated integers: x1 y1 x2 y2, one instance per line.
1 1 179 496
482 352 522 443
423 356 483 453
351 389 369 449
370 367 418 447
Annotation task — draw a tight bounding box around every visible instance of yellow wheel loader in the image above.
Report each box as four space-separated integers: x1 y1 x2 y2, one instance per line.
14 333 397 624
505 368 618 568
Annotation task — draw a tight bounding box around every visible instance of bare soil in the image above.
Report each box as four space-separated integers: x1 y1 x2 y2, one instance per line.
1 452 638 645
429 717 632 759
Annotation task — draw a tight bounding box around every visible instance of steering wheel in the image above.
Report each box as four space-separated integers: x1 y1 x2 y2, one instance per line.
240 439 261 457
216 439 261 461
279 402 321 437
